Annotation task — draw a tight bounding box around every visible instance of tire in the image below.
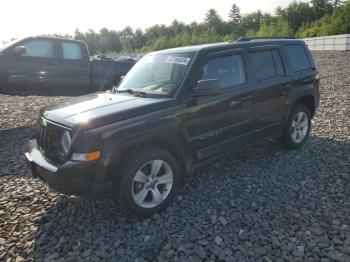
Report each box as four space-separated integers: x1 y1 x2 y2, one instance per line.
113 146 181 217
281 104 311 149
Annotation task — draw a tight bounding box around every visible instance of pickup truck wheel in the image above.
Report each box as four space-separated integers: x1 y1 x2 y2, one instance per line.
114 146 181 217
281 104 311 149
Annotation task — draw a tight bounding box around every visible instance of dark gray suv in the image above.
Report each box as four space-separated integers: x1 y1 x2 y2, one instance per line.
26 37 320 216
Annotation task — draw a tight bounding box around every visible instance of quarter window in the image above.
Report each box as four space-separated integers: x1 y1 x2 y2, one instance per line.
21 40 54 58
200 53 246 89
285 44 311 73
62 42 83 60
250 49 285 81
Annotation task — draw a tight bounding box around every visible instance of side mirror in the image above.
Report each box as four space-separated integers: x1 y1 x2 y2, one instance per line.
193 79 220 97
13 46 26 55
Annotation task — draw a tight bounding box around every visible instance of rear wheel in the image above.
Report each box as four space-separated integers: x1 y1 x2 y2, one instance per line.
281 104 311 149
113 146 181 217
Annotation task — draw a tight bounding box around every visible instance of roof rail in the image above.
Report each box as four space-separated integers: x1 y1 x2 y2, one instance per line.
235 36 296 42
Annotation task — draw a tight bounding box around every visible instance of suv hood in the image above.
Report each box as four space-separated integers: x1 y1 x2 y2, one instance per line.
40 92 176 130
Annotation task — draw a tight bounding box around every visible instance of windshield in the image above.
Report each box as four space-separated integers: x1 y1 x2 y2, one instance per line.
117 53 193 96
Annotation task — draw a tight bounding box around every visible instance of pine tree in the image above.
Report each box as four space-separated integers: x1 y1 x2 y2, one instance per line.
229 4 242 23
204 9 223 33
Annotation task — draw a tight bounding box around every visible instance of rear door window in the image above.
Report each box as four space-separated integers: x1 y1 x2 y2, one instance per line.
284 44 311 73
200 53 246 89
61 42 83 60
250 49 285 82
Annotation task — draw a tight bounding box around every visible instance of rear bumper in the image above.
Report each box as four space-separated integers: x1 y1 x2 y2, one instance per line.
25 139 111 198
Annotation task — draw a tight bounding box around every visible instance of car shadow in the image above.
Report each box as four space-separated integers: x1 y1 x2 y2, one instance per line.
30 135 350 261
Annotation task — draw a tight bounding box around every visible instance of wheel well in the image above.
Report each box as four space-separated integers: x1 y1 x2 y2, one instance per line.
107 134 193 183
294 95 315 118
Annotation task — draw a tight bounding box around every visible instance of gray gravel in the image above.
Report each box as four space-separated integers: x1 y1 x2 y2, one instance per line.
0 51 349 262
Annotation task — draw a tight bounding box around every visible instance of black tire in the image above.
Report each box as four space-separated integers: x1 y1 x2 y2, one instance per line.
281 104 311 149
113 146 181 217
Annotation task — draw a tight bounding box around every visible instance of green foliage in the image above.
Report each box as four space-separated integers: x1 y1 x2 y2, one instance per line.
297 0 350 37
71 1 350 55
256 17 293 37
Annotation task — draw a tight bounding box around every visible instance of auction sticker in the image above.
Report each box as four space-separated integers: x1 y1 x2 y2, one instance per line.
165 56 191 65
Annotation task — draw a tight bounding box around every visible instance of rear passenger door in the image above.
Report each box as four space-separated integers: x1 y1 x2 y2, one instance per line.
283 44 317 88
58 41 91 94
248 45 290 137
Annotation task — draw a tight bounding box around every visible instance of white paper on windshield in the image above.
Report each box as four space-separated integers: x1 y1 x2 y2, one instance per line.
165 56 191 65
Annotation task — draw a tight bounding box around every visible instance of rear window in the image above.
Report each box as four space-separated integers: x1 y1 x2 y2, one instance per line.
285 44 311 73
62 42 83 60
250 49 285 81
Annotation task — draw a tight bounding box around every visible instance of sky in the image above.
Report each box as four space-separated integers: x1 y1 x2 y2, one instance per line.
0 0 299 43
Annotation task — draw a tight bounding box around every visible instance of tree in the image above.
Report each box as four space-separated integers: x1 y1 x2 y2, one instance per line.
256 17 293 37
241 10 263 33
281 1 315 34
70 0 350 54
312 0 333 18
333 0 346 7
204 9 223 33
229 4 242 23
297 0 350 37
133 29 145 50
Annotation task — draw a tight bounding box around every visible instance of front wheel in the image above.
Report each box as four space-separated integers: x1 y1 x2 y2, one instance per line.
281 104 311 149
114 146 181 217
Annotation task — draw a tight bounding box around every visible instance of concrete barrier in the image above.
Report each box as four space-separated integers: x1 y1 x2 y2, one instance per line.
302 34 350 51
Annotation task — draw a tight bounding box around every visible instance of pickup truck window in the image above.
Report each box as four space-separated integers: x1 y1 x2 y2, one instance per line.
21 40 54 58
62 42 83 60
200 54 246 89
285 44 311 73
117 53 193 96
251 49 285 81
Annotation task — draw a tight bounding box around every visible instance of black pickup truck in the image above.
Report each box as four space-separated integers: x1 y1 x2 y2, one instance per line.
0 36 134 95
25 37 320 216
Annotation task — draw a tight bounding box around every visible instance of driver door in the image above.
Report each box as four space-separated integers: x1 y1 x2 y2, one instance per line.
4 38 60 94
183 49 257 161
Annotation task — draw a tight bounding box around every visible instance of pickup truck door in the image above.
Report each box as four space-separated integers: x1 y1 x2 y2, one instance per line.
183 50 257 161
3 39 60 94
248 45 290 137
58 41 91 94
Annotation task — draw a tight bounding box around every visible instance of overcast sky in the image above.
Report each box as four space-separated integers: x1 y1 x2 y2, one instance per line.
1 0 302 43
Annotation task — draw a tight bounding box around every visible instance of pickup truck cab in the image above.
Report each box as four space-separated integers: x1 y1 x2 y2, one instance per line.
0 36 134 95
25 37 320 216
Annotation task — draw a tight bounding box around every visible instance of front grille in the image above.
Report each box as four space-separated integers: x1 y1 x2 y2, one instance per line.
36 117 65 164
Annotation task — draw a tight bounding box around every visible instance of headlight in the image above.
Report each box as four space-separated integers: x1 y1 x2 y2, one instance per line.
60 130 71 155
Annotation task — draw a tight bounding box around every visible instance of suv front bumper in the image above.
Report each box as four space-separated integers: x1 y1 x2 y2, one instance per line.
25 139 111 198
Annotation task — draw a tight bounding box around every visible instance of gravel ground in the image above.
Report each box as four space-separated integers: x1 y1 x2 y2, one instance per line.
0 51 349 262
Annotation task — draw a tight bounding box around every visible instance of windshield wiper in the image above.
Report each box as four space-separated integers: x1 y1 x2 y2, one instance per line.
116 89 147 97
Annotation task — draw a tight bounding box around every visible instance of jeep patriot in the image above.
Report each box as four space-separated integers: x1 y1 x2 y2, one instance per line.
25 37 320 216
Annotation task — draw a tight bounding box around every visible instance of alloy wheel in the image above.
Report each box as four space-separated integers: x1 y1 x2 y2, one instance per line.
290 111 309 143
131 159 173 208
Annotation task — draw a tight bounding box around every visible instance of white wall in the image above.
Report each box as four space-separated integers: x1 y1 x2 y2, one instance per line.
302 34 350 51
